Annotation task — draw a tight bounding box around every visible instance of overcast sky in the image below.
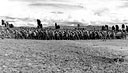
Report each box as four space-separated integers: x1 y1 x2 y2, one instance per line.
1 0 128 24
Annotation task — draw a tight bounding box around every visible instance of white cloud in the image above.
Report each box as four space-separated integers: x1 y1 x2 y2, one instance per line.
1 0 128 26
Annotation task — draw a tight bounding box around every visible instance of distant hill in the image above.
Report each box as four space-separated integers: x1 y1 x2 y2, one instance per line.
0 16 89 27
0 16 113 30
0 16 122 29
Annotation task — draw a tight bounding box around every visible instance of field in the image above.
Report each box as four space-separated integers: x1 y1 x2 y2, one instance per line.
0 39 128 73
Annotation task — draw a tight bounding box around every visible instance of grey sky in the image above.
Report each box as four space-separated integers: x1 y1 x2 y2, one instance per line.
1 0 128 25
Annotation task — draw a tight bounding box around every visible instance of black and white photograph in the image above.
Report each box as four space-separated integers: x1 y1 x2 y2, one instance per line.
0 0 128 73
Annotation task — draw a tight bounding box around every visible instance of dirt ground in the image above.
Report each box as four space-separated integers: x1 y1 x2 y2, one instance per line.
0 39 128 73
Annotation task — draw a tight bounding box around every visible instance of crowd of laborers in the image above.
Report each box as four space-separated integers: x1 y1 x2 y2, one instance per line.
0 19 128 40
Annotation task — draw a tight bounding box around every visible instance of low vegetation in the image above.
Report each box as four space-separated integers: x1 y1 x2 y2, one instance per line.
0 39 127 73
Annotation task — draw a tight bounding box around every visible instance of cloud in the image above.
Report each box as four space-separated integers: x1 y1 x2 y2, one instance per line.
29 3 85 9
10 0 43 1
94 8 109 16
10 0 71 3
118 2 128 8
51 11 64 14
4 0 128 26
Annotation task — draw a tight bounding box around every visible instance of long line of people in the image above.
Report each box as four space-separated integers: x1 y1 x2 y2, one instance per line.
0 28 125 40
0 19 127 40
